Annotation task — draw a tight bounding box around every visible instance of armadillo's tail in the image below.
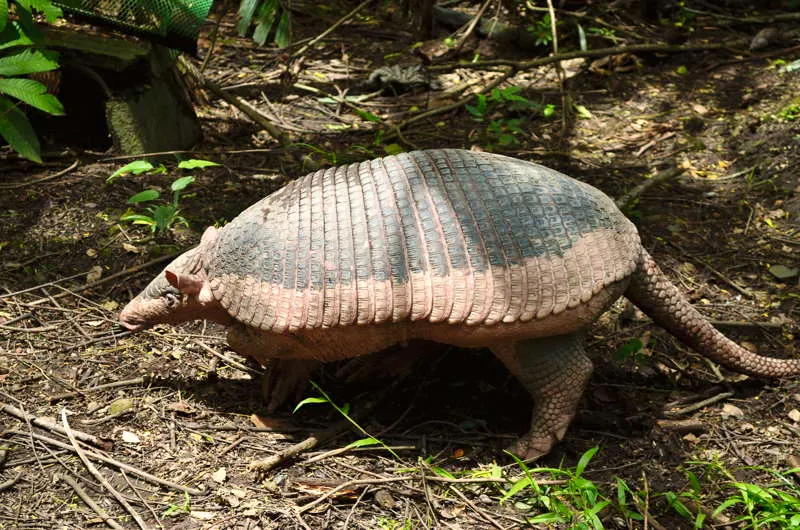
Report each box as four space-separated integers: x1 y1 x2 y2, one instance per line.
624 248 800 378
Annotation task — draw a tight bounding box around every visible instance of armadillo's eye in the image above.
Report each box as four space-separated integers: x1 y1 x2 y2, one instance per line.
165 292 180 309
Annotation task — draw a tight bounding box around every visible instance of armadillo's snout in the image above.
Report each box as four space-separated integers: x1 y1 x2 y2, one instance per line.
118 296 162 331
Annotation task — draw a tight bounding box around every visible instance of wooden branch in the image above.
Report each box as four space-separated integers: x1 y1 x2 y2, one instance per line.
291 0 374 59
615 167 683 210
429 39 750 72
663 391 734 418
1 403 112 450
56 473 125 530
6 429 202 495
178 55 293 149
61 410 148 530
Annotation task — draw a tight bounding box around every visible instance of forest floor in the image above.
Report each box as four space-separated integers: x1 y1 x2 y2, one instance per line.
1 1 800 528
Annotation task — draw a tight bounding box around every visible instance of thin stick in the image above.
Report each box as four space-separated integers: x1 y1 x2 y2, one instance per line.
0 473 20 492
291 0 373 59
49 376 148 403
178 55 292 149
7 429 202 495
663 391 734 418
56 473 125 530
298 476 411 513
0 160 79 190
1 403 112 450
454 0 494 51
448 484 504 530
61 410 149 530
615 168 683 210
21 253 180 306
193 341 263 376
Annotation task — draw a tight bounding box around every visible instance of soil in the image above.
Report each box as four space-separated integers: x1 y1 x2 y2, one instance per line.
1 1 799 529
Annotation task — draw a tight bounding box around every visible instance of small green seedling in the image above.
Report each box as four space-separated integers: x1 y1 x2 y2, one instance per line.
294 381 398 458
108 159 219 235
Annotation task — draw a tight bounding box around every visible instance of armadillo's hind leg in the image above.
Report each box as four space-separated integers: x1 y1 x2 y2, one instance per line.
491 332 592 461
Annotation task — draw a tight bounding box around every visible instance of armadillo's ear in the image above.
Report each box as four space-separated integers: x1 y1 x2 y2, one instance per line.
165 270 203 295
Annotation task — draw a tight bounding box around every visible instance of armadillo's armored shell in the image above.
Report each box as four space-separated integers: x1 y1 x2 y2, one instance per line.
207 149 640 332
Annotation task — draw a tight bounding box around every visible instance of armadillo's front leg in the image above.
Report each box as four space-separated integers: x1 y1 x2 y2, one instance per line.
261 359 320 412
491 332 592 460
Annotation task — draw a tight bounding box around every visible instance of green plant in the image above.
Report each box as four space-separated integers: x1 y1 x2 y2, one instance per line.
0 0 65 162
237 0 290 47
526 14 554 48
465 86 552 148
295 381 399 458
107 159 219 235
502 447 615 528
162 492 191 517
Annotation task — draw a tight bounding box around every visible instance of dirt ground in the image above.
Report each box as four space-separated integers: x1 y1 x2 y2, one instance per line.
1 1 799 528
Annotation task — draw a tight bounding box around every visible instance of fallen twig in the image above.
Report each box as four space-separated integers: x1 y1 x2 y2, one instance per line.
23 253 181 306
0 160 79 190
655 418 707 434
193 340 263 376
663 391 734 418
56 473 125 530
6 429 202 495
291 0 373 59
1 403 112 450
0 473 20 492
61 410 148 530
178 55 293 150
615 167 683 211
50 376 149 403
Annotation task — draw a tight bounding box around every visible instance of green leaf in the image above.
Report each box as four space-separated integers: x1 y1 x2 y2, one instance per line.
346 437 379 448
236 0 260 36
0 0 8 33
0 96 41 162
274 11 290 48
120 213 156 227
128 190 160 203
150 204 179 233
178 159 219 169
577 22 587 51
170 176 195 192
613 338 643 360
0 78 64 115
293 396 328 413
19 0 62 22
252 0 278 45
575 446 599 477
768 264 799 280
0 49 59 76
430 466 456 479
574 104 594 119
382 143 404 156
354 108 381 123
0 22 35 51
542 104 556 118
107 160 154 182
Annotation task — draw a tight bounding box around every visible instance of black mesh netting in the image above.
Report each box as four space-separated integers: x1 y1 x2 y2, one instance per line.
53 0 213 54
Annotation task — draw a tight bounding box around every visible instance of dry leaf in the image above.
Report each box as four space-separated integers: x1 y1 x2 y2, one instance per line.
121 431 140 443
166 401 194 414
721 403 744 419
211 467 227 483
122 242 139 253
374 489 397 509
189 511 215 521
788 409 800 423
86 265 103 284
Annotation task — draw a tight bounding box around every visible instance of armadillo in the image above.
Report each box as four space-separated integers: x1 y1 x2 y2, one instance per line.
119 149 800 460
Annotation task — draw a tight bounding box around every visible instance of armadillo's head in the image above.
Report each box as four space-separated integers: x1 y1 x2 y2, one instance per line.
119 227 233 331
